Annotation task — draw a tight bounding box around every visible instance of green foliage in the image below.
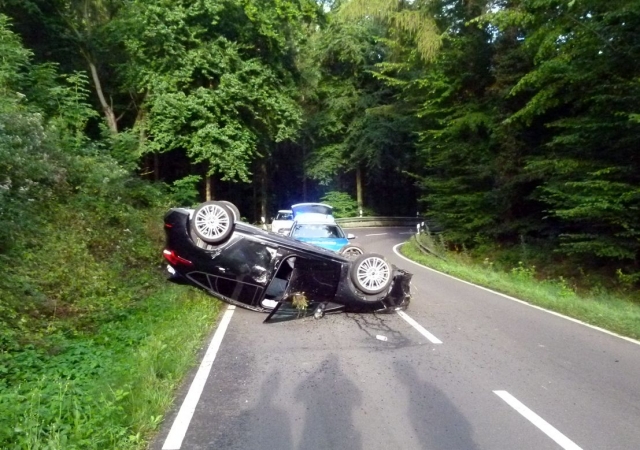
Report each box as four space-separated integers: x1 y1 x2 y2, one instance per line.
0 17 86 251
300 15 420 213
0 99 212 449
120 0 311 181
415 19 504 244
0 18 221 449
2 1 640 446
320 191 359 218
0 288 219 449
0 14 31 92
170 175 202 206
48 71 100 151
339 0 442 61
511 261 537 282
407 0 640 282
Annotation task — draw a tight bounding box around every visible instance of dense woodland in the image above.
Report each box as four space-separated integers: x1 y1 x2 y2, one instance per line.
1 0 639 447
3 0 640 281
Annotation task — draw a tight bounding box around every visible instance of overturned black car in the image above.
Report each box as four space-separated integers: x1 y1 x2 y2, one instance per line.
163 201 412 321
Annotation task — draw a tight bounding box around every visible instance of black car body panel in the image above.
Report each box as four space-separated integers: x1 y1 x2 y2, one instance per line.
163 207 412 316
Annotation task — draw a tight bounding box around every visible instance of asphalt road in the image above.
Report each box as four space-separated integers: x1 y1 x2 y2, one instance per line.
153 227 640 450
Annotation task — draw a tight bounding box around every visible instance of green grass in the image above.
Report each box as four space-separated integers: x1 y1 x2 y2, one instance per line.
0 178 224 449
0 92 225 448
401 236 640 341
0 286 221 449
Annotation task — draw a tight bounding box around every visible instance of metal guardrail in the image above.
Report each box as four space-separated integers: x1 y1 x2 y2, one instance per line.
335 216 429 228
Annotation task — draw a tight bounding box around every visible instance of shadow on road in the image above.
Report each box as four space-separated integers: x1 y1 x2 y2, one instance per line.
394 360 479 450
203 370 294 450
248 371 294 449
295 354 363 450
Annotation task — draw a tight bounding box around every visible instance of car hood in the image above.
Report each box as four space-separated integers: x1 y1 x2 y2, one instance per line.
294 237 348 253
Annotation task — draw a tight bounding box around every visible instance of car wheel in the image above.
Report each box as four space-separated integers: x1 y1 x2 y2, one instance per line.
220 201 241 221
191 201 235 244
340 244 364 259
350 253 392 295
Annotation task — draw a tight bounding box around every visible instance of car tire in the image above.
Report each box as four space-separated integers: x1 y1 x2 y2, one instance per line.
220 200 241 221
339 244 364 259
350 253 392 295
191 201 235 244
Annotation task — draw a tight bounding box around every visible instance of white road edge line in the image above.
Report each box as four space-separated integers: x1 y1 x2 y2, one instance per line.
392 243 640 347
366 233 388 236
494 391 583 450
397 310 442 344
162 305 236 450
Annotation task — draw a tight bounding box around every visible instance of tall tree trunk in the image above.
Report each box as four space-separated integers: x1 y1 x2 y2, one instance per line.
85 56 118 134
260 161 268 225
356 166 363 213
205 172 215 201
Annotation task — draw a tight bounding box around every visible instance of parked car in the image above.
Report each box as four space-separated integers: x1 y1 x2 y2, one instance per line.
163 201 411 321
288 215 365 258
291 202 335 220
270 209 294 234
288 202 364 258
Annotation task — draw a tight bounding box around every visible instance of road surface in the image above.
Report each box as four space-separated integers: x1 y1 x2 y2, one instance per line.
153 227 640 450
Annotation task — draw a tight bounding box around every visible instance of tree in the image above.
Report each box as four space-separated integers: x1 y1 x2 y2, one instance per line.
299 12 420 214
1 0 127 133
119 0 316 206
493 0 640 270
339 0 442 61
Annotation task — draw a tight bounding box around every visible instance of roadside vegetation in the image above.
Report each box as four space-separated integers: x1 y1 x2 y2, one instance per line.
2 0 640 447
401 232 640 341
0 15 221 449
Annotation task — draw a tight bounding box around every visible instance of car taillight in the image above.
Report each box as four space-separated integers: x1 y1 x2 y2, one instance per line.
163 249 193 266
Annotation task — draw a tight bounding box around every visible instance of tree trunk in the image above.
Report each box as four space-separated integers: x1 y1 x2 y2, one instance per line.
356 166 364 213
205 173 215 201
86 58 118 134
260 161 268 225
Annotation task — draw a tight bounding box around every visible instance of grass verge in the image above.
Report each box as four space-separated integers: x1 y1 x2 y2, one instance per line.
0 284 221 449
401 236 640 341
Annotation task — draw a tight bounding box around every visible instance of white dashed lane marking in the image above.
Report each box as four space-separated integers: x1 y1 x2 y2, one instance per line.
397 310 443 344
494 391 584 450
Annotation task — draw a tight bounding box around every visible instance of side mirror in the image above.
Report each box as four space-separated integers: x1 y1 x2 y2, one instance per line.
347 233 356 239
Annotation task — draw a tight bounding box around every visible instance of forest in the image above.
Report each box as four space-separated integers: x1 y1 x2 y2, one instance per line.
0 0 639 447
3 0 640 278
3 0 639 279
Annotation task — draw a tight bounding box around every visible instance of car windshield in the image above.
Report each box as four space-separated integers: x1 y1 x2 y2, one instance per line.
275 212 293 221
292 224 345 239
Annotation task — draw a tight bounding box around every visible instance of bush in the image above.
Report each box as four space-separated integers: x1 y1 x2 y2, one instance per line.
320 191 359 218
